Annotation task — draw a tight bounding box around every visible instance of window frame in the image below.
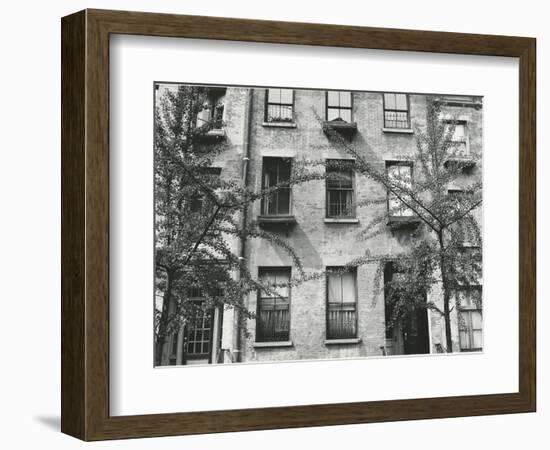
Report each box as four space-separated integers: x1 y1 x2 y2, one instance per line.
325 159 356 219
183 293 215 362
260 157 292 216
444 119 470 157
325 91 353 123
264 88 295 123
256 267 292 343
383 93 411 129
195 88 226 130
325 267 358 340
456 286 483 352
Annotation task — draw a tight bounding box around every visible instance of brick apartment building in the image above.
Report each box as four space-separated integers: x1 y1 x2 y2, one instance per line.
157 85 483 366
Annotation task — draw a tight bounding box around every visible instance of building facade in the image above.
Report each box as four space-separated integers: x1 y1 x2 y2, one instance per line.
157 85 483 366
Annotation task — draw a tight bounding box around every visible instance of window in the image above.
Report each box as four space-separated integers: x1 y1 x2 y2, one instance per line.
457 288 483 352
445 121 469 157
185 307 213 358
196 88 226 130
257 268 291 342
184 290 214 360
261 157 291 216
326 268 357 339
265 88 294 123
386 163 413 217
326 160 355 218
326 91 352 122
383 93 410 129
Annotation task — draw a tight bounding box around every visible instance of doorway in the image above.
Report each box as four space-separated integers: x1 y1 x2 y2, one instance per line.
384 262 430 355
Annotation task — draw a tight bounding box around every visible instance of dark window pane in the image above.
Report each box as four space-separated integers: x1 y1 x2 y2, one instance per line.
262 158 292 215
328 190 353 217
326 161 354 218
277 188 290 214
213 104 224 128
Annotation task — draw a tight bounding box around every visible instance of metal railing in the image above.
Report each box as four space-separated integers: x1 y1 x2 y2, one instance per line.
256 308 290 342
384 111 410 129
327 306 357 339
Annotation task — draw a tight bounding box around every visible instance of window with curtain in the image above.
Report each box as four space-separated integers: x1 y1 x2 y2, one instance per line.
261 157 291 216
457 288 483 352
383 93 410 129
256 268 291 342
326 268 357 339
326 160 355 218
386 163 413 217
446 121 469 156
326 91 352 122
265 88 294 123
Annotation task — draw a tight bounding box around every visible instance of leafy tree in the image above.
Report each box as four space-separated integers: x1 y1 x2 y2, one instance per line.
154 85 311 365
322 96 482 352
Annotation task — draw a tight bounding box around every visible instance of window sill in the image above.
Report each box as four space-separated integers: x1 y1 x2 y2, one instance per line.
262 121 297 128
387 216 422 228
444 157 476 169
253 341 293 348
257 215 297 227
196 128 226 142
382 127 414 134
434 96 483 109
324 217 359 224
325 338 361 345
322 121 357 139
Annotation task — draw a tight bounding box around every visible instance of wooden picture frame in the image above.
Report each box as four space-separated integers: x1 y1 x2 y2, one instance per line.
61 9 536 441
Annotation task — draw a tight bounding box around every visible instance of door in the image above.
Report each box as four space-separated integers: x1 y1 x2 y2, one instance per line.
182 305 223 365
403 308 430 354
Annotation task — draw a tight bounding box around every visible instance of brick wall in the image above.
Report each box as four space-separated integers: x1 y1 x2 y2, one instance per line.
210 87 482 362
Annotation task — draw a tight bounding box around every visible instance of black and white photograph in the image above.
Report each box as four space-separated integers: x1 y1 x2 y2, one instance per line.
1 0 543 446
154 83 483 367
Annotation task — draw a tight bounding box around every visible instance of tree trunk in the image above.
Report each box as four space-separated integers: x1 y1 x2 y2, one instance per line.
438 231 453 353
155 269 173 366
442 288 453 353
